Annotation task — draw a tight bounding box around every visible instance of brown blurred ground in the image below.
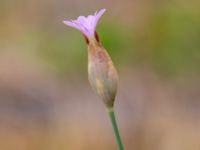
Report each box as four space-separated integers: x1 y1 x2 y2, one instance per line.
0 0 200 150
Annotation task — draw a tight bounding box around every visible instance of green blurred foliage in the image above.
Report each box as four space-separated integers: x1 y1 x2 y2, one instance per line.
99 22 135 68
145 7 200 75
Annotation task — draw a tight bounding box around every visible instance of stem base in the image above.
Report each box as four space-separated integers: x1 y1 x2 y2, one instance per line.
108 108 124 150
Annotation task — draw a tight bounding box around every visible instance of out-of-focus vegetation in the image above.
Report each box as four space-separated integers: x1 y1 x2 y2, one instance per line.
0 0 200 150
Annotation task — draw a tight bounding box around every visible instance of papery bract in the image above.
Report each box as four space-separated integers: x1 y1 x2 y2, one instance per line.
87 43 118 108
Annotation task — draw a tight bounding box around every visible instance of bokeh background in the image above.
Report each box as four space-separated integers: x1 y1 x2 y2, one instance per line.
0 0 200 149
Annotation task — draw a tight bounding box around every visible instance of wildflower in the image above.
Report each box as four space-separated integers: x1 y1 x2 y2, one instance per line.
63 9 123 150
63 9 118 108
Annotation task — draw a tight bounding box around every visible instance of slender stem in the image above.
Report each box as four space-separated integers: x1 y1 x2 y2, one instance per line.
107 107 124 150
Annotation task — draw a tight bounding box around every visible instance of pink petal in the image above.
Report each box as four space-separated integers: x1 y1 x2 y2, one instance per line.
63 21 81 31
94 9 106 26
63 8 106 38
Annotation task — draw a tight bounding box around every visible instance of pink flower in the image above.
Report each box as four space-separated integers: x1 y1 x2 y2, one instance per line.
63 9 106 39
63 8 118 108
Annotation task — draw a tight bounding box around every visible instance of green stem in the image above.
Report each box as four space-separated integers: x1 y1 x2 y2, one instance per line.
107 107 124 150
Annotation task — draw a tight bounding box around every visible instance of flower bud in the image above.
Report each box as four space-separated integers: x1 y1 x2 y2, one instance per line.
63 9 118 108
88 39 118 108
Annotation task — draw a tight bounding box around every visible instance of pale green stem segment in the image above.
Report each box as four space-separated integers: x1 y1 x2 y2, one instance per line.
107 107 124 150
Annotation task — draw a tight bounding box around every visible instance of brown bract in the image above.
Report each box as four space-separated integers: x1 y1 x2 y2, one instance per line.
87 38 118 108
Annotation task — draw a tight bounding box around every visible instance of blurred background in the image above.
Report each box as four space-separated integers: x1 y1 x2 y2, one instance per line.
0 0 200 149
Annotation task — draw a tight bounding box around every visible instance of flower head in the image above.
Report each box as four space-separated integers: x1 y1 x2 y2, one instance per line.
63 9 106 39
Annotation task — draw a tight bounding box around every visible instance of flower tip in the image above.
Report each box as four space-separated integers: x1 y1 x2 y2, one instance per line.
63 20 67 24
100 8 106 13
96 8 106 19
63 20 71 26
